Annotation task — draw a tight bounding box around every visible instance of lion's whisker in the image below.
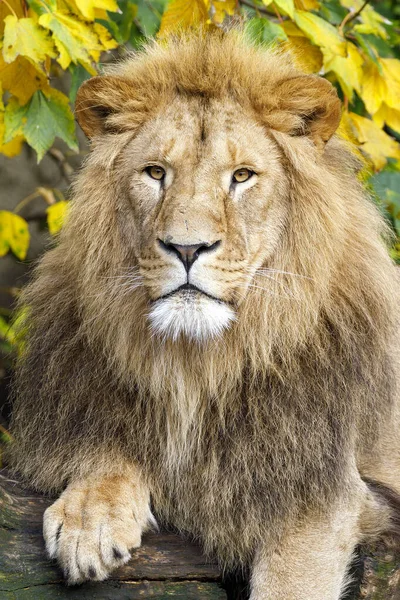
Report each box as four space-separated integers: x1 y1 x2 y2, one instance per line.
237 281 293 300
249 268 314 281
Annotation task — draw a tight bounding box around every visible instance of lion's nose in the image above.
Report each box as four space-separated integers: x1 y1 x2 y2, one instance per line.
158 239 221 272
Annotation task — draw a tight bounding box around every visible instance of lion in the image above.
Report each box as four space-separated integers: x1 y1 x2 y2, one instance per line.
8 31 400 599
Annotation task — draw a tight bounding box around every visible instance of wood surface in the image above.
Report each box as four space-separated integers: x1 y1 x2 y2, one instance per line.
0 470 226 599
1 469 400 599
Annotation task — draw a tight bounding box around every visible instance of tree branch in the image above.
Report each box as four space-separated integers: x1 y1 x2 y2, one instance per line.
339 0 370 36
239 0 270 16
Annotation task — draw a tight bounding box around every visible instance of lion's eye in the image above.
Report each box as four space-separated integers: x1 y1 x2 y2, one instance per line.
146 166 166 181
232 168 254 184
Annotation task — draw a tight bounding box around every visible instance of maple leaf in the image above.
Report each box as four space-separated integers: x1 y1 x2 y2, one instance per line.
158 0 208 37
373 104 400 135
323 41 363 100
344 111 400 171
294 10 347 57
2 16 56 65
0 54 49 104
74 0 119 20
0 211 30 260
38 11 109 71
284 35 323 74
361 58 400 116
4 88 78 161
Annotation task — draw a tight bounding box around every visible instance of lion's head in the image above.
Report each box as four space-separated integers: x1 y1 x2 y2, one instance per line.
10 31 399 507
73 31 347 344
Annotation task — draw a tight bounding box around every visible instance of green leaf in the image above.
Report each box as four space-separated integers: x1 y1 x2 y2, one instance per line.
26 0 57 16
353 31 382 70
318 0 347 25
357 33 396 59
69 62 92 103
246 18 288 46
3 96 28 141
137 0 164 37
107 0 138 44
97 17 123 45
5 89 78 161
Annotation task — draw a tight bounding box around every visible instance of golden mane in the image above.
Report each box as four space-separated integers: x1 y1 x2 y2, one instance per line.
10 31 400 569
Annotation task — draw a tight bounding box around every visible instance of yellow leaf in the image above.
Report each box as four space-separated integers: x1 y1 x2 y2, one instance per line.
158 0 208 37
361 60 387 115
0 211 30 260
341 0 390 40
284 35 323 73
46 201 69 235
75 0 119 20
0 122 24 156
0 85 24 157
345 111 400 171
93 23 118 51
39 11 108 71
294 10 346 56
0 54 49 104
2 16 56 65
294 0 319 9
323 41 363 100
381 59 400 110
281 21 303 36
373 103 400 135
361 58 400 116
208 0 235 24
273 0 294 19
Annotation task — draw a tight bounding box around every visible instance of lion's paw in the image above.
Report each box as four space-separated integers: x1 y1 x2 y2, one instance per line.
43 473 155 585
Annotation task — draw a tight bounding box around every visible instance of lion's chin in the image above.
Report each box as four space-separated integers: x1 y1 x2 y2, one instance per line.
148 291 236 342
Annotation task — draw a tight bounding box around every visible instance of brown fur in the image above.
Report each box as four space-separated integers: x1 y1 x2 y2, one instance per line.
9 31 400 579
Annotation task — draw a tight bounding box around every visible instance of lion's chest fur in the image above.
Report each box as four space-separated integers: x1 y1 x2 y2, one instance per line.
124 348 378 567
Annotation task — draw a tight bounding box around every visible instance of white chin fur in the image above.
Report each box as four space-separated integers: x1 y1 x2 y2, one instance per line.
148 292 236 342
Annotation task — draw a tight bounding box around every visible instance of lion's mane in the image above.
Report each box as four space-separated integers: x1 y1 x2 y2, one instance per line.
10 32 400 568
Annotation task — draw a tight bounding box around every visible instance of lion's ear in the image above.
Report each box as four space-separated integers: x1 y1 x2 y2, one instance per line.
271 75 341 149
75 76 133 138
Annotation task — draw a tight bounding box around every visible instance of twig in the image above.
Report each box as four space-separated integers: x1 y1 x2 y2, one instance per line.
13 191 42 214
48 148 74 184
14 187 57 215
239 0 270 16
339 0 370 36
0 287 20 298
0 0 17 17
273 4 283 23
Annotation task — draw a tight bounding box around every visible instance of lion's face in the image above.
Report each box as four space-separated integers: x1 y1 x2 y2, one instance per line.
117 96 288 341
76 34 342 343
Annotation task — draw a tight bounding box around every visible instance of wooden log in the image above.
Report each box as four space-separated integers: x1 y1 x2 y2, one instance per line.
2 469 400 599
0 470 226 599
357 544 400 600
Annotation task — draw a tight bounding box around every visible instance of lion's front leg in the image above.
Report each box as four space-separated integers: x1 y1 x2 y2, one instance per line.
250 491 366 600
43 465 155 585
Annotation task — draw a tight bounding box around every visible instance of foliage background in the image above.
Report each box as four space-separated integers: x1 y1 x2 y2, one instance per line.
0 0 399 446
